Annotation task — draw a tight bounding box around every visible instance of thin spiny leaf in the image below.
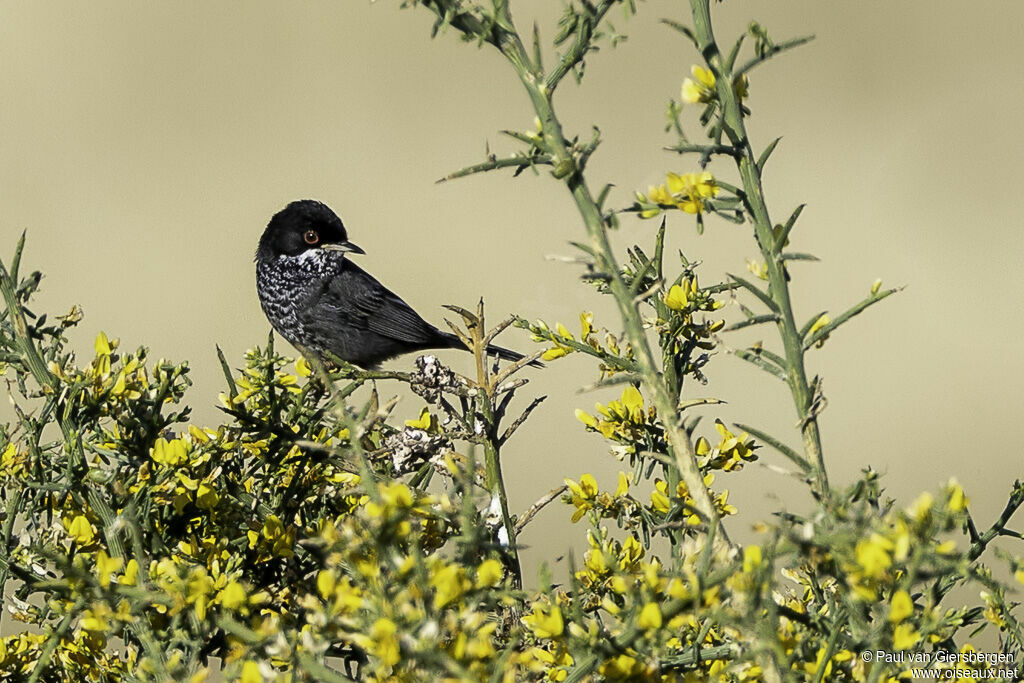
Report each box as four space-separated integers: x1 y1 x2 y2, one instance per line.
803 288 901 349
732 422 811 473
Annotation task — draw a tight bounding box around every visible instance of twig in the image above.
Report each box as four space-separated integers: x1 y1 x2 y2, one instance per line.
515 485 568 533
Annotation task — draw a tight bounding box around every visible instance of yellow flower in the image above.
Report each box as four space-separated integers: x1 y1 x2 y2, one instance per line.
664 283 690 312
909 491 933 522
892 622 921 650
619 535 644 571
746 258 769 281
614 472 629 497
635 184 675 218
650 480 671 515
742 545 762 573
96 550 123 589
259 515 295 558
580 311 594 340
405 407 440 432
476 559 503 588
889 590 913 623
317 570 337 600
369 618 400 668
522 603 564 639
542 346 569 361
295 356 312 377
67 514 95 545
584 548 607 575
383 482 415 509
195 482 219 510
667 576 692 600
946 479 969 512
600 653 643 678
80 604 112 632
666 171 718 214
151 437 188 467
188 425 211 444
637 602 662 631
219 581 246 610
733 73 750 100
855 533 893 579
187 569 215 620
620 386 644 422
94 331 113 356
565 474 599 523
540 322 575 359
430 564 469 609
239 661 263 683
893 521 911 562
569 473 598 499
807 313 831 347
121 559 139 586
575 409 598 430
681 65 716 104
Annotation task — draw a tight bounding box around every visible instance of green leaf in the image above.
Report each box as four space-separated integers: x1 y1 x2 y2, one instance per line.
732 347 787 381
661 19 698 47
775 204 805 251
803 288 901 350
532 21 543 72
733 422 811 473
705 282 741 295
756 137 782 172
569 241 596 258
755 346 786 369
724 313 779 332
438 152 552 183
735 34 814 78
799 310 829 340
216 344 237 399
726 32 747 72
727 273 780 313
500 129 541 145
654 217 666 281
679 397 726 411
10 231 26 284
780 252 820 262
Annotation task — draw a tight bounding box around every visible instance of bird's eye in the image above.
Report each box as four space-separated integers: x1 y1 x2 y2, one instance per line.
303 230 319 245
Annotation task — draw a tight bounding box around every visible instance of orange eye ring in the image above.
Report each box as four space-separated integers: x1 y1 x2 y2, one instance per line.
303 230 319 245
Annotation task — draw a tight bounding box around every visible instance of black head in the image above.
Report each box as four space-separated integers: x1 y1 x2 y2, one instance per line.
256 200 365 262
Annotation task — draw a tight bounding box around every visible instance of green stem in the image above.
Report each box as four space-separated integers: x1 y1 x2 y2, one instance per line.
463 301 523 589
688 0 829 498
416 0 730 548
481 406 522 590
499 42 731 550
0 251 169 673
0 489 24 589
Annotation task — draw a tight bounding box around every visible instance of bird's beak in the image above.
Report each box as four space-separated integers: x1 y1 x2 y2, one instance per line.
322 241 365 255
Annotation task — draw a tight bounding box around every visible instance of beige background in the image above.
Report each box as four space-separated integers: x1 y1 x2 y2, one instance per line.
2 1 1023 583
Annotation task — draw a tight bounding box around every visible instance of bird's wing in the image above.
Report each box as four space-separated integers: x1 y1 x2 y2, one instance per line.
306 260 445 345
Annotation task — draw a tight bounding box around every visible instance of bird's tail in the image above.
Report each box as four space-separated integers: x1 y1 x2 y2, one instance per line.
438 332 543 368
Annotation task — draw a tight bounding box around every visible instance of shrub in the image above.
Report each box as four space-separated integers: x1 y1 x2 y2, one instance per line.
1 1 1022 681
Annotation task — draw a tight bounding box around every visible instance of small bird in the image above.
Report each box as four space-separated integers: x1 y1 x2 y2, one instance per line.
256 200 535 368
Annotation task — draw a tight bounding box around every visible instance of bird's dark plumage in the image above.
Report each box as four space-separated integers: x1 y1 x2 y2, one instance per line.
256 200 533 368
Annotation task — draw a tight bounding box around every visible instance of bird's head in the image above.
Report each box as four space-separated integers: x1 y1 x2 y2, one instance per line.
256 200 365 262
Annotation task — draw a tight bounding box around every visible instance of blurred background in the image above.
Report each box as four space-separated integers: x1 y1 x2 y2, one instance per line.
2 0 1023 582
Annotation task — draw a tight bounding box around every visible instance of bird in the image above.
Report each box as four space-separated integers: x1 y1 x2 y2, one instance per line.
255 199 537 369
